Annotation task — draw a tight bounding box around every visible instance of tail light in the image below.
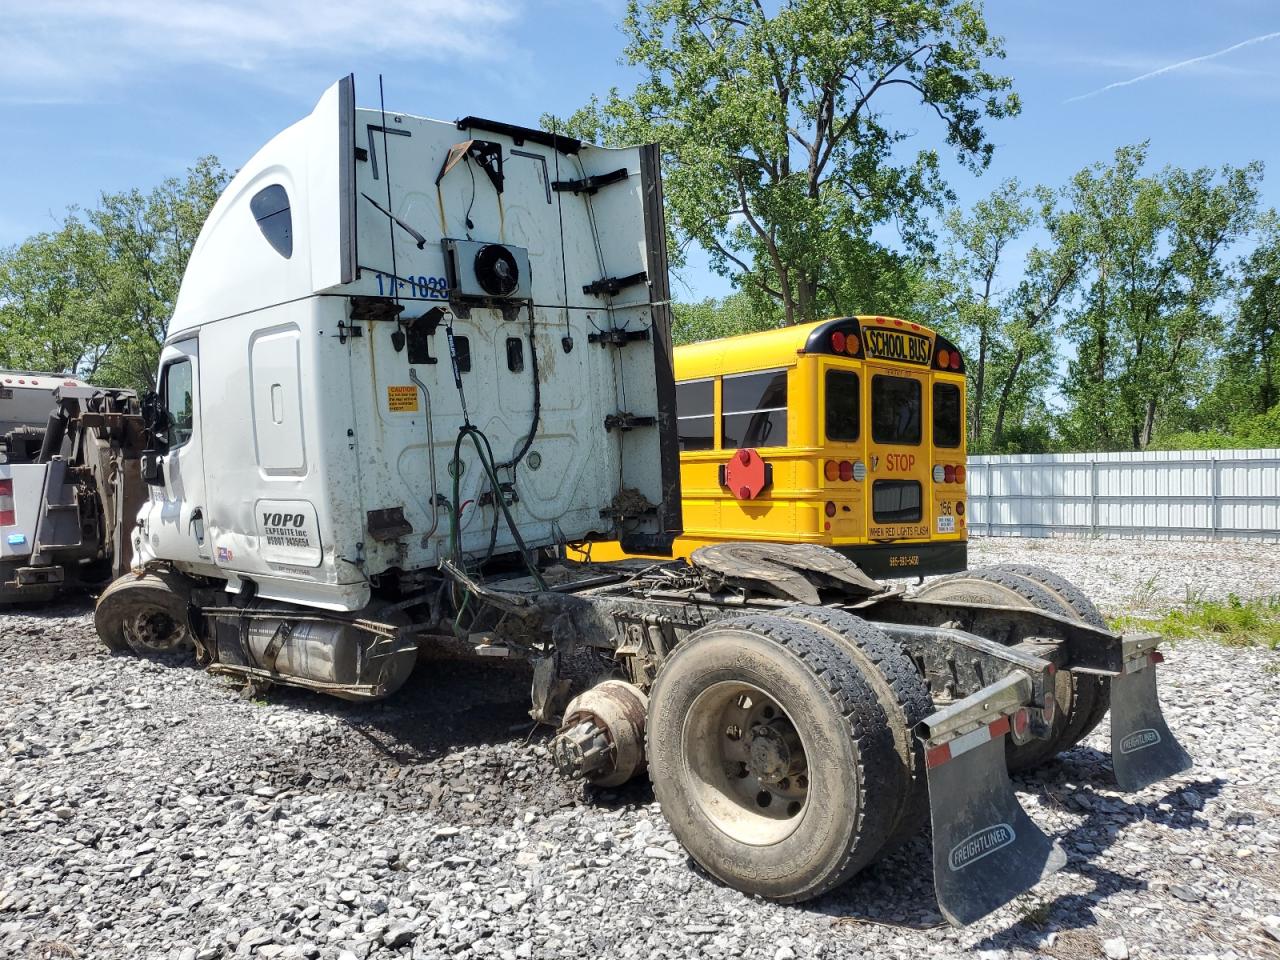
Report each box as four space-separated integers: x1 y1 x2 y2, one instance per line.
944 464 956 484
824 501 837 518
845 334 860 355
824 460 840 481
838 460 853 482
949 352 961 370
956 500 965 516
955 465 966 484
932 464 945 484
851 460 866 482
831 331 846 353
0 478 15 526
937 348 950 369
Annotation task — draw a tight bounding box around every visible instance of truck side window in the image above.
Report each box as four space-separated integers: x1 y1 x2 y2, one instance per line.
825 369 860 442
871 375 921 446
722 369 787 449
675 379 714 451
250 184 293 259
162 359 194 449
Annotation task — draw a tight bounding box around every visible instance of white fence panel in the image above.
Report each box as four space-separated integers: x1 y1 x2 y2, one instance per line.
967 448 1280 541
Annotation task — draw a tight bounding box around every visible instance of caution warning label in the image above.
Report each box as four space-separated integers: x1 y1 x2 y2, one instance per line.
387 385 418 413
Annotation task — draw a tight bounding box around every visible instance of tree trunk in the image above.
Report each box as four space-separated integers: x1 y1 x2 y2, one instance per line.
971 325 989 449
991 347 1025 450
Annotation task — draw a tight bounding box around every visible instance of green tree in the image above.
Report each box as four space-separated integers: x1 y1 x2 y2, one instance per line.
1059 145 1261 450
928 178 1082 451
0 156 229 391
555 0 1018 326
1227 213 1280 415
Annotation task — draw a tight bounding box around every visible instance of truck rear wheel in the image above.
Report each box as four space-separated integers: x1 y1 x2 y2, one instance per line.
913 568 1091 770
984 564 1112 748
647 614 898 903
95 572 195 657
776 605 932 847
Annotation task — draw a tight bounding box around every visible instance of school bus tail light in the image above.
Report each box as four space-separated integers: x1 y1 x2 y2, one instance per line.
824 460 840 481
851 460 866 482
949 351 961 370
937 348 950 369
944 464 956 484
845 334 860 356
932 464 946 484
838 460 853 482
824 501 837 518
831 331 846 353
955 465 967 484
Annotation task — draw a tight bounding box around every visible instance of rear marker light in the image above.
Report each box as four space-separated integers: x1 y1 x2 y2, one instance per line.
937 348 949 369
824 501 837 518
824 460 840 481
932 464 946 484
846 334 860 355
944 464 956 484
0 478 14 526
838 460 853 482
950 352 960 370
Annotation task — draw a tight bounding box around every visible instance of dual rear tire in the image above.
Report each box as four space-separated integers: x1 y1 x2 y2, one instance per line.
912 564 1110 769
646 612 925 903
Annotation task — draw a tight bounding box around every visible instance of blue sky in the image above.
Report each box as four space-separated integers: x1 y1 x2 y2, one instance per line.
2 1 1278 302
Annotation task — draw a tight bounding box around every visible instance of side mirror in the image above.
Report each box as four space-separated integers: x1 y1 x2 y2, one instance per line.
140 449 165 487
141 390 161 429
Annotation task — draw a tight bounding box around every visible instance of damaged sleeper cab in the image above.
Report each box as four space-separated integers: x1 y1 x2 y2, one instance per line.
95 76 1190 926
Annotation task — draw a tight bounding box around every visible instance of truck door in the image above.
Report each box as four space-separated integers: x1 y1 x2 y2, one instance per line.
865 370 930 543
153 340 212 566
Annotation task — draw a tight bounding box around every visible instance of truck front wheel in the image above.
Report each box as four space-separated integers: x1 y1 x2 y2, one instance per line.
95 572 195 657
646 614 898 903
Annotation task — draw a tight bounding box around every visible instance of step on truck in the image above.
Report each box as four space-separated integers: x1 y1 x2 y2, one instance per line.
1 372 144 603
94 76 1192 925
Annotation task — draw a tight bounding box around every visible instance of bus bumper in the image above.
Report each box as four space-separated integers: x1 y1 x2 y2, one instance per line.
835 540 967 579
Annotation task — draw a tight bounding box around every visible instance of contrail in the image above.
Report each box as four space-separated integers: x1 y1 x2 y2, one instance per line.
1065 30 1280 103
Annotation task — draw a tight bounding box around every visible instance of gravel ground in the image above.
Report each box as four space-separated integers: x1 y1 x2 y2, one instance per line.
1 539 1278 960
965 537 1280 617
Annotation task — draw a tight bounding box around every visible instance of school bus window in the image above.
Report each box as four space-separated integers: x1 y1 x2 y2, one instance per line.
873 479 923 523
825 369 859 442
871 375 921 446
933 382 962 448
722 369 787 449
676 379 715 451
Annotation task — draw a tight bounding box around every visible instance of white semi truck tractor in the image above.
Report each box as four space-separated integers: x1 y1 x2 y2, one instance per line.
94 77 1191 924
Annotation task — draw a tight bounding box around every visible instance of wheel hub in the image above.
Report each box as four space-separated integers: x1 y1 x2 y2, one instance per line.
747 720 805 784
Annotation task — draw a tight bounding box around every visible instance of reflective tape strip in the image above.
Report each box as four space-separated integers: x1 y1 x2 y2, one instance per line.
926 714 1012 769
1123 650 1164 675
0 489 15 526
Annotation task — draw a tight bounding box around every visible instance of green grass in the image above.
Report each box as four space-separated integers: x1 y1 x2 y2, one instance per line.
1110 593 1280 650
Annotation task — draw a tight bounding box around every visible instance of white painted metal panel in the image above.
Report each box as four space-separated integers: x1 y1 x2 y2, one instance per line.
968 449 1280 542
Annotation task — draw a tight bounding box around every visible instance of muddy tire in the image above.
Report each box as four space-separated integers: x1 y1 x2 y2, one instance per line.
647 614 898 903
913 568 1084 770
776 605 932 847
985 563 1112 746
95 572 195 657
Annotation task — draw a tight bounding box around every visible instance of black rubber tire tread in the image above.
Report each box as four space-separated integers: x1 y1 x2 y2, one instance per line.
647 613 899 903
985 563 1112 745
985 564 1106 628
94 571 194 656
777 605 932 847
914 568 1082 769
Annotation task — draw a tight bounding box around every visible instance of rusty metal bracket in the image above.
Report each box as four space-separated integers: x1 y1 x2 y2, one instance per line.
603 413 656 432
552 167 629 196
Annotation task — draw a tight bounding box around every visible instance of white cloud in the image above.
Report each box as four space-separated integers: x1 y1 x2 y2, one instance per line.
0 0 523 102
1065 30 1280 103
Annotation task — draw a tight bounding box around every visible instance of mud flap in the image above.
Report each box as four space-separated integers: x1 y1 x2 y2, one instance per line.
1108 651 1192 791
920 671 1066 926
927 732 1067 925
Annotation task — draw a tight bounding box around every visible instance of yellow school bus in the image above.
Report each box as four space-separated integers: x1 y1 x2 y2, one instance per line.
584 315 969 577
